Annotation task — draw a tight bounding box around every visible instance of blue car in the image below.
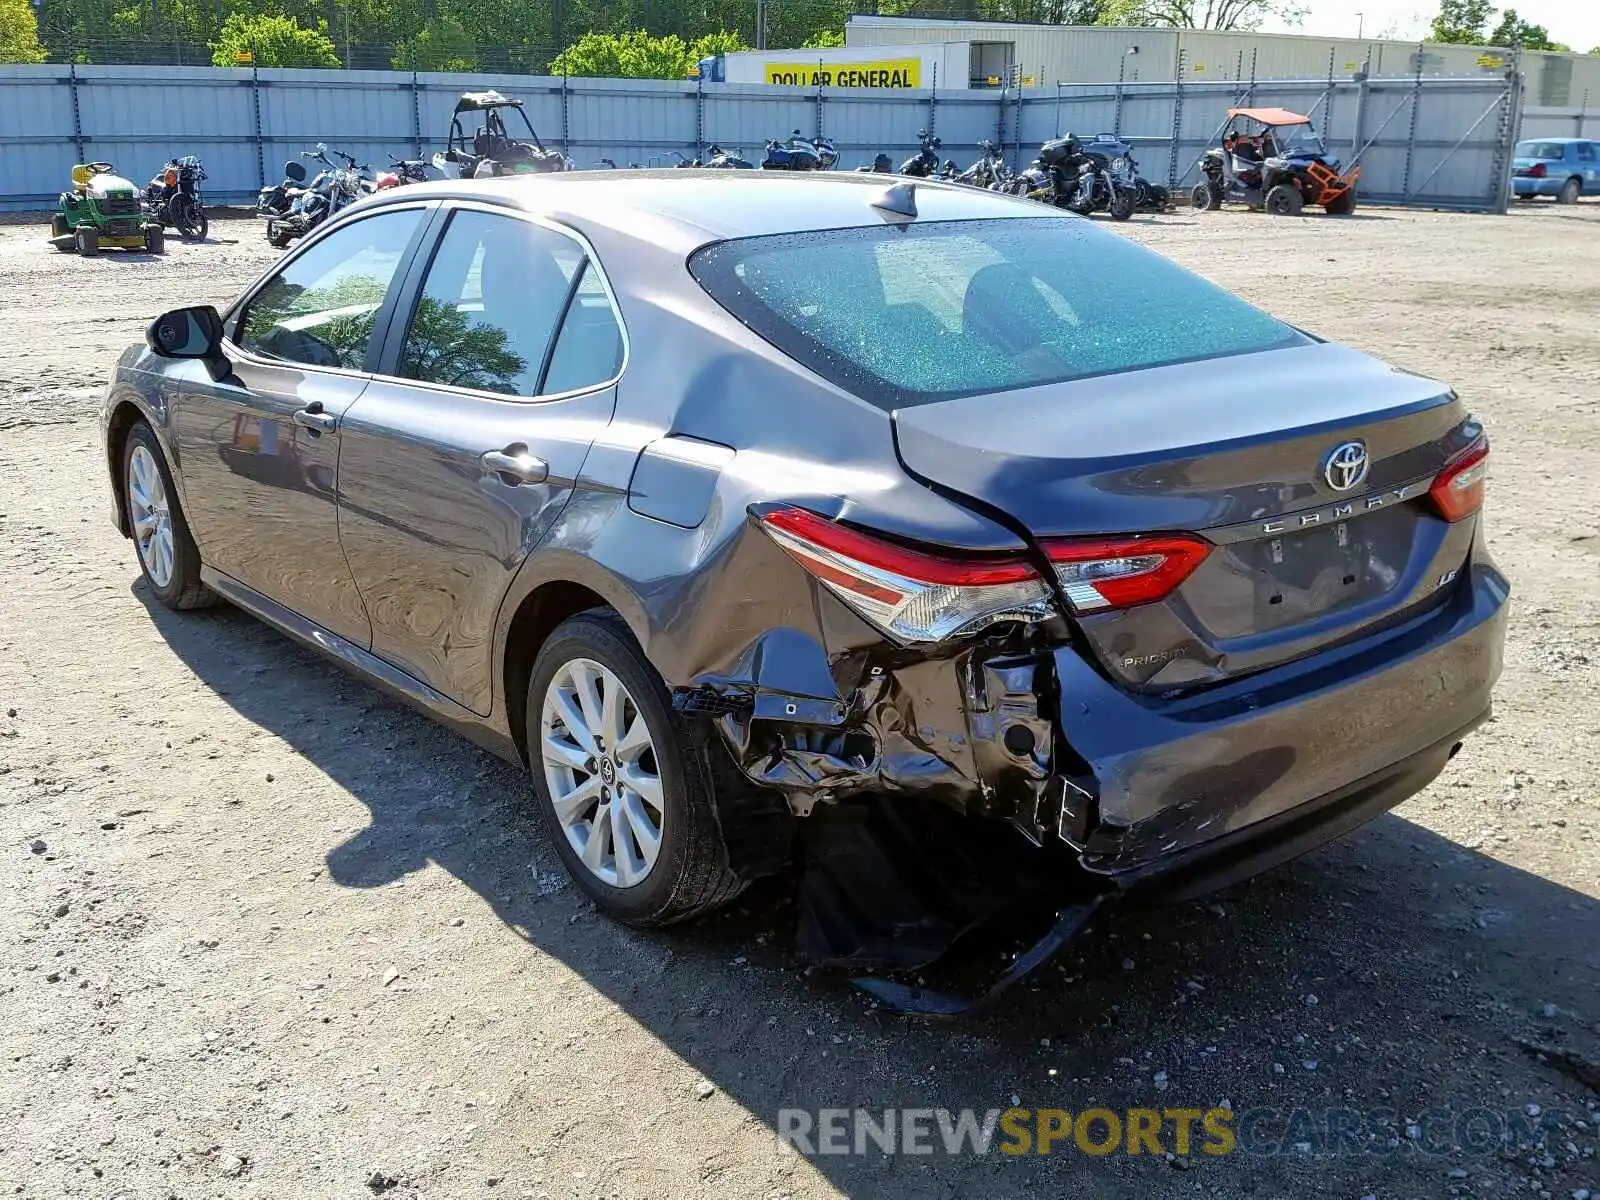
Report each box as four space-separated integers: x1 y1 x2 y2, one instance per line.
1512 137 1600 203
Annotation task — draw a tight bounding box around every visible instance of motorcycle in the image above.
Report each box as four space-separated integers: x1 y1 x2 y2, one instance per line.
701 144 754 169
761 131 836 171
1007 133 1137 221
259 144 369 249
898 130 943 178
373 158 430 190
953 140 1011 191
854 152 895 175
1081 134 1171 211
142 155 209 241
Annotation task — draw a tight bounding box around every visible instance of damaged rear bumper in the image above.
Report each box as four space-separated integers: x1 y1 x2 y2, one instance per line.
687 557 1507 890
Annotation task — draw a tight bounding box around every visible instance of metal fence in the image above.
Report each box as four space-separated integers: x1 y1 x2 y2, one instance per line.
0 61 1528 213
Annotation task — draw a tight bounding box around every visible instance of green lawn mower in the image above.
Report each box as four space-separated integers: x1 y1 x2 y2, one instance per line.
49 163 164 256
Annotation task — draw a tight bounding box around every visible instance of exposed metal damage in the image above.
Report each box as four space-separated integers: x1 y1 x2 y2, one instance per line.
674 621 1115 1014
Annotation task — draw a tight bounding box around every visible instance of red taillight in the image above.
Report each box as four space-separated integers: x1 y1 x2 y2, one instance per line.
1043 535 1212 613
758 507 1052 644
1428 437 1490 522
1527 162 1547 178
164 168 179 187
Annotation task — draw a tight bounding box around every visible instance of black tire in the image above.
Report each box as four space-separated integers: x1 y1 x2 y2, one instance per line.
172 196 208 240
75 225 99 256
144 225 165 254
1108 189 1136 221
1265 183 1305 216
1558 177 1581 204
1323 187 1358 216
122 422 216 611
50 214 74 250
526 611 786 927
266 222 293 249
1191 179 1222 211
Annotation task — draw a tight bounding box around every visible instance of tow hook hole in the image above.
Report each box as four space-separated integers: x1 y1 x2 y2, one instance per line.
1342 573 1357 586
1269 593 1284 606
1003 724 1036 757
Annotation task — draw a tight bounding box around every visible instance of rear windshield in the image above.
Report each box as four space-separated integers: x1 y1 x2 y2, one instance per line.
688 216 1307 408
1516 141 1568 159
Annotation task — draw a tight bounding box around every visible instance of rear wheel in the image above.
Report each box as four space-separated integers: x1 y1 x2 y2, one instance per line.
527 611 783 927
75 225 99 256
1323 187 1358 216
49 214 73 250
1558 177 1581 204
172 196 208 240
1265 183 1304 216
143 225 165 254
1191 179 1223 211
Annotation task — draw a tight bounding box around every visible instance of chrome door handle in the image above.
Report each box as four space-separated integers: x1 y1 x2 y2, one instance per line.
482 446 548 485
292 404 337 433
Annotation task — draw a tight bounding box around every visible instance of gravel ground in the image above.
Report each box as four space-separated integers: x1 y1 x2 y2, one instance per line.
1 204 1597 1200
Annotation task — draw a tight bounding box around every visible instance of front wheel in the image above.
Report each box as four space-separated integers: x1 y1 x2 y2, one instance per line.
266 222 293 249
1323 187 1358 216
122 423 215 610
527 612 779 926
1108 189 1136 220
1265 183 1305 216
1191 179 1223 211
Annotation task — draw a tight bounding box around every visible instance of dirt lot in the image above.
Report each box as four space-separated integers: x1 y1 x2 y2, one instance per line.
2 203 1598 1200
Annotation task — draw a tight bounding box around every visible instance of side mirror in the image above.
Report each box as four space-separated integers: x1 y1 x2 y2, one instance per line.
147 306 229 381
315 141 328 153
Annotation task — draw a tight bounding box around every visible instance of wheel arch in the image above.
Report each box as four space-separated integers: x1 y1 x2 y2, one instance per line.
497 557 654 767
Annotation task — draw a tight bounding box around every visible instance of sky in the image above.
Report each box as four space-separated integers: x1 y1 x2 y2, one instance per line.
1257 0 1600 52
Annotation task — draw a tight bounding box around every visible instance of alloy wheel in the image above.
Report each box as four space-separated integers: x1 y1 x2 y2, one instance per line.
127 443 175 588
539 657 665 889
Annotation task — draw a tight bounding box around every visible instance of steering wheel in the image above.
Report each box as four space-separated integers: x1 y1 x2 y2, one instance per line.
87 161 115 174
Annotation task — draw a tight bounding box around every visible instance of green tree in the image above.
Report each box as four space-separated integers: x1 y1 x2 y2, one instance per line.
550 27 746 79
393 17 477 70
1095 0 1304 30
1487 9 1563 49
1428 0 1495 44
210 11 342 68
399 298 527 393
802 29 845 48
0 0 47 62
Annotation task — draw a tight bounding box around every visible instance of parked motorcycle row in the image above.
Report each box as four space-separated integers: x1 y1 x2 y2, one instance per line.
256 143 430 248
656 128 1171 221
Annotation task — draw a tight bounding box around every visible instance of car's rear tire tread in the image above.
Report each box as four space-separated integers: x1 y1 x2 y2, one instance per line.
527 610 790 927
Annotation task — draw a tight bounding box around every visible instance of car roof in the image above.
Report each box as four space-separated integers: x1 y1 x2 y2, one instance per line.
1518 136 1585 145
359 169 1050 249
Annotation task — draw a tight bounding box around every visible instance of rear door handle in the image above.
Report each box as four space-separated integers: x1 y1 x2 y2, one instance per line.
292 403 338 433
482 445 548 485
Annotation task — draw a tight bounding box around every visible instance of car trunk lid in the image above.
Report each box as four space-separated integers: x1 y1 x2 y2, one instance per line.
891 342 1477 688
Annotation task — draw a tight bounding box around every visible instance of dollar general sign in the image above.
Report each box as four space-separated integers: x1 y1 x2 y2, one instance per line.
765 59 921 87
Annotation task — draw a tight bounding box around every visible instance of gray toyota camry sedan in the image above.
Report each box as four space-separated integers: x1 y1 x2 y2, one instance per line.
102 171 1507 951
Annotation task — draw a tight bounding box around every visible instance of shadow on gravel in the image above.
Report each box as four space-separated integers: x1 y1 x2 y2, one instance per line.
141 587 1600 1199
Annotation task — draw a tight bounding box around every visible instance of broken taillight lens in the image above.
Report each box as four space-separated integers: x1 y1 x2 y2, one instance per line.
1044 535 1212 613
1428 437 1490 522
758 507 1054 644
1527 162 1547 178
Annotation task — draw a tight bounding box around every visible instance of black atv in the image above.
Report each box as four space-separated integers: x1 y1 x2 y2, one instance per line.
433 91 570 180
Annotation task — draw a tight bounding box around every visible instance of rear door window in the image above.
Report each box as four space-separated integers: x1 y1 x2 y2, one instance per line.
1577 143 1597 162
689 216 1305 408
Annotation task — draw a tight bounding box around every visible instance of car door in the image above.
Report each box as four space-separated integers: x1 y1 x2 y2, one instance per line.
335 202 625 715
1578 142 1599 188
173 205 433 646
